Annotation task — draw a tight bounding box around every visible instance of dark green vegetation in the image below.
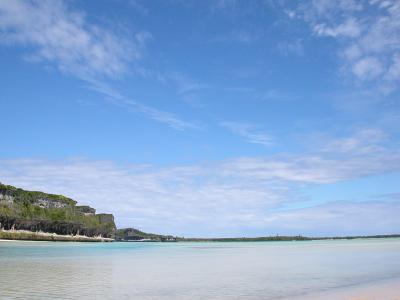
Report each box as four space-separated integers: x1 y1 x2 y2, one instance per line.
176 235 400 242
116 228 178 242
115 232 311 242
116 228 400 242
180 236 310 242
0 183 116 238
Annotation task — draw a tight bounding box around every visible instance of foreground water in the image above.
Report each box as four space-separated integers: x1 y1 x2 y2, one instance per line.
1 239 400 299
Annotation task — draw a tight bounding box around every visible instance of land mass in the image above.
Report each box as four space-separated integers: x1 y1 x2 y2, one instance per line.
0 183 116 241
1 182 399 242
116 228 400 242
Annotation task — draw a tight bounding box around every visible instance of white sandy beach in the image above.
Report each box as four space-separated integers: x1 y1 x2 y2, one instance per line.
0 229 114 242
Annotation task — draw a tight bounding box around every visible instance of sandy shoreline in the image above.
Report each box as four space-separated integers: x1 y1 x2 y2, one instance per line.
0 229 113 242
298 277 400 300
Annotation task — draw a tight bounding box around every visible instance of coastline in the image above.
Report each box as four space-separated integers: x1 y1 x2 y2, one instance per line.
0 229 113 242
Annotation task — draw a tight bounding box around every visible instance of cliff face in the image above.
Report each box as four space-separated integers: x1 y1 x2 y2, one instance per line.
0 183 116 238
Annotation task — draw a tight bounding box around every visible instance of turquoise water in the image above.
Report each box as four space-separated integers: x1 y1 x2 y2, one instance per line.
1 239 400 299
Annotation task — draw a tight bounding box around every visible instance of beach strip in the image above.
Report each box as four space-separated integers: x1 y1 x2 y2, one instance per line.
0 229 113 242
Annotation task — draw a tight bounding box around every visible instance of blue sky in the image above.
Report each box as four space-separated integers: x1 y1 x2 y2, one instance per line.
1 0 400 237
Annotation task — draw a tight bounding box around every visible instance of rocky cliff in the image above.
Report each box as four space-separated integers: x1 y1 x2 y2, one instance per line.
0 183 116 238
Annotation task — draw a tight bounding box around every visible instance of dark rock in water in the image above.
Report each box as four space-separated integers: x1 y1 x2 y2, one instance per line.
0 182 116 238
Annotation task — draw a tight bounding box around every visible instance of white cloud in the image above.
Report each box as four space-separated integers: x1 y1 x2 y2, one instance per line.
321 128 388 154
0 158 283 236
0 0 146 79
263 200 400 236
352 57 384 80
221 122 274 147
292 0 400 93
1 128 399 236
313 18 362 38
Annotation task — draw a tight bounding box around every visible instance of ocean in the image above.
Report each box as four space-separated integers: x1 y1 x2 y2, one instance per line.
1 238 400 299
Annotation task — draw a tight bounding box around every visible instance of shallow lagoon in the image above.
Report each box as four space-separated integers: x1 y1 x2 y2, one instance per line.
1 238 400 299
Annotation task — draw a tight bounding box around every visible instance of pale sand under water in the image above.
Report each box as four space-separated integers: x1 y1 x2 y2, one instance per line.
1 239 400 299
298 277 400 299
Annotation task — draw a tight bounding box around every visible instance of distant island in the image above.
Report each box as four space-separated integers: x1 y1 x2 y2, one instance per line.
1 182 399 242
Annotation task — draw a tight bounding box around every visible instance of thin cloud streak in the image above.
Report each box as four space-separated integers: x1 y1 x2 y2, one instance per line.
221 121 274 147
88 79 201 131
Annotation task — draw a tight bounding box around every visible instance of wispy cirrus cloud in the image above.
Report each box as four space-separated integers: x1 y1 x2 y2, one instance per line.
1 128 399 236
313 17 362 38
0 0 197 131
317 128 389 154
0 0 145 79
88 79 201 131
166 73 210 96
122 99 202 131
221 121 274 147
288 0 400 93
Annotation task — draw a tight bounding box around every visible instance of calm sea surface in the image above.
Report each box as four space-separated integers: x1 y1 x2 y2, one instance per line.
1 238 400 299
